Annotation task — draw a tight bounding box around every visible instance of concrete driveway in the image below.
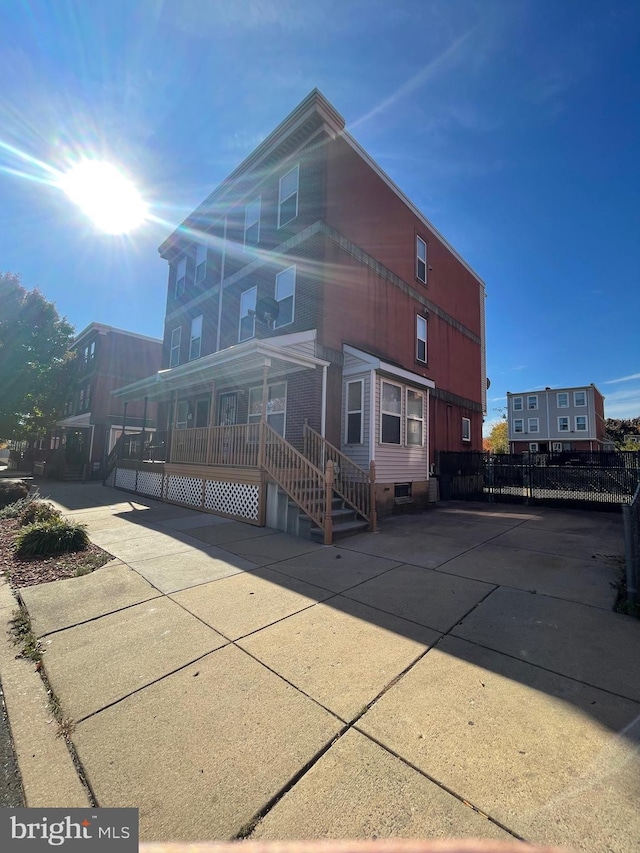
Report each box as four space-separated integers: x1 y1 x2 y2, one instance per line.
12 484 640 851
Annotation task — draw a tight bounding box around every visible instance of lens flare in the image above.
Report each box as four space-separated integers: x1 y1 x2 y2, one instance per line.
58 160 147 234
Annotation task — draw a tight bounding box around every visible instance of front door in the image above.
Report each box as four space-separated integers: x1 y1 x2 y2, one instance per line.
195 398 210 428
218 392 238 426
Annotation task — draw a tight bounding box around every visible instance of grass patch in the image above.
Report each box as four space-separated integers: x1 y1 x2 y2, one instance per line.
9 605 42 664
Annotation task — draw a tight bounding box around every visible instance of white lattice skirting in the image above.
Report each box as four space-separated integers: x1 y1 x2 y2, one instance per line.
166 475 203 507
205 480 259 520
115 468 137 491
136 470 163 498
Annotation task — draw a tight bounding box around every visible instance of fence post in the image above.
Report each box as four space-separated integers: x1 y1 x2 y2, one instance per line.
369 460 378 532
622 503 638 605
324 460 334 545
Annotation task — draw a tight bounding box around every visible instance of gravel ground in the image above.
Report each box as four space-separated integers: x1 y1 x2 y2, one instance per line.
0 681 23 807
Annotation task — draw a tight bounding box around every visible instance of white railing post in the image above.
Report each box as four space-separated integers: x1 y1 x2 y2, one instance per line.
324 460 334 545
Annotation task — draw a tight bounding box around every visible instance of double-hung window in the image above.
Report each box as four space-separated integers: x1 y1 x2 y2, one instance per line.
557 392 569 408
574 390 586 406
558 416 569 432
346 381 363 445
416 236 427 283
513 419 524 433
248 382 286 436
575 416 587 431
170 327 181 368
189 315 203 361
244 197 261 249
513 397 523 411
527 395 538 409
462 417 471 442
274 266 295 328
175 257 186 297
239 287 257 342
195 244 207 284
416 315 427 363
278 164 299 227
528 417 539 433
381 381 402 444
407 390 424 446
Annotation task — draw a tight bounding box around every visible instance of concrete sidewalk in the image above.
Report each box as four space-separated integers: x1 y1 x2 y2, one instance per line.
6 482 640 851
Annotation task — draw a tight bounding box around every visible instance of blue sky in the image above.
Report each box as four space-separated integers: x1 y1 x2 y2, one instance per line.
1 0 638 429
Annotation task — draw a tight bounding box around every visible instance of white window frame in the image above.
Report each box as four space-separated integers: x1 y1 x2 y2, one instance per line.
527 395 538 410
462 417 471 442
575 415 587 432
416 315 427 363
558 416 569 432
239 287 257 342
557 392 569 408
574 390 586 407
278 163 299 228
89 340 95 361
195 244 207 284
189 315 203 361
248 382 287 436
175 257 187 297
407 389 425 447
529 442 539 452
345 380 363 445
512 396 523 411
380 380 402 445
274 266 295 329
416 236 427 284
244 197 261 250
552 441 563 452
528 417 539 433
170 327 181 368
513 418 524 434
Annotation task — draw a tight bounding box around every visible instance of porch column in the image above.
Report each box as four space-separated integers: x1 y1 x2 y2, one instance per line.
258 359 271 467
121 402 128 459
206 381 216 464
140 396 148 460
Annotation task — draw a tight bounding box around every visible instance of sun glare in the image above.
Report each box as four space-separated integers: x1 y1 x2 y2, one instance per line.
58 160 147 234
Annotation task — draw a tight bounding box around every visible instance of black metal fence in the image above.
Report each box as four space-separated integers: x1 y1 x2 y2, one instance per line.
436 451 640 511
623 483 640 604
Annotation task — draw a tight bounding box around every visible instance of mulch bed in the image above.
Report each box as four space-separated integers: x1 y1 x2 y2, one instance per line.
0 518 113 589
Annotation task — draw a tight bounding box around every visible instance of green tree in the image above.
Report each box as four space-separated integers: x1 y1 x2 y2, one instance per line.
486 419 508 454
605 417 640 448
0 273 75 440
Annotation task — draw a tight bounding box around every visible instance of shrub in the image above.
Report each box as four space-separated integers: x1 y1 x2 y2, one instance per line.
15 519 89 557
0 481 29 509
19 500 61 526
0 495 34 519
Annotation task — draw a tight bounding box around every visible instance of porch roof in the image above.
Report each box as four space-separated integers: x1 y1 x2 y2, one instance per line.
342 345 436 390
112 337 330 403
57 413 92 428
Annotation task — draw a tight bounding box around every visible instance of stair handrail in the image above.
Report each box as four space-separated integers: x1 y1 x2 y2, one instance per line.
261 422 334 544
103 432 130 483
303 422 377 532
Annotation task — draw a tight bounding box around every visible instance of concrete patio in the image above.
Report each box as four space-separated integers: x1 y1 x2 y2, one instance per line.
8 482 640 851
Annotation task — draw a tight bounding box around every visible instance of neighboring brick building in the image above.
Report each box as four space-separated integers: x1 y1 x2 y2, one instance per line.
114 90 486 517
506 385 611 453
51 323 162 479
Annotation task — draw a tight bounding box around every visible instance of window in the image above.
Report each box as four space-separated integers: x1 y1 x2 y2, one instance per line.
552 442 563 452
278 164 299 227
462 417 471 442
558 416 569 431
176 401 189 430
175 257 186 297
512 397 523 411
346 381 363 444
239 287 257 342
248 382 286 435
416 236 427 283
527 395 538 410
574 390 586 406
575 416 587 431
189 315 203 361
244 197 261 249
557 392 569 408
195 244 207 284
528 417 539 433
513 419 524 433
274 266 295 328
84 384 91 411
89 340 95 361
170 327 181 367
381 381 402 444
407 389 424 446
416 315 427 363
79 387 85 410
529 442 539 452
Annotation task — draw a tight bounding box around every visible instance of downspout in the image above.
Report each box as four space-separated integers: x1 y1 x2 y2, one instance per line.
321 364 327 438
215 216 228 353
369 369 376 463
